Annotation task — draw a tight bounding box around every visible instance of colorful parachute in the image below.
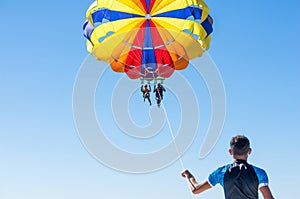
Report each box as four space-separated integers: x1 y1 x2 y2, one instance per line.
83 0 213 79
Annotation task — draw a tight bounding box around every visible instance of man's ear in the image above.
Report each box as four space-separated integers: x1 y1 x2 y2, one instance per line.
248 148 252 155
229 149 233 155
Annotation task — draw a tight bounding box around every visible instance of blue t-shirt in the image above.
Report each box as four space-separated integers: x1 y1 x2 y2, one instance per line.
208 160 269 199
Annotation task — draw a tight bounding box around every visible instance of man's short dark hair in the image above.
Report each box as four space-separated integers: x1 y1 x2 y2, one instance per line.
230 135 250 155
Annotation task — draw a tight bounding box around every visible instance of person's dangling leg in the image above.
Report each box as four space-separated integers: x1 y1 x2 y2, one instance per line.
147 97 152 106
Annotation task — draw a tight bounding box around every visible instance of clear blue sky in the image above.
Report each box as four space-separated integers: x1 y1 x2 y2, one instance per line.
0 0 299 198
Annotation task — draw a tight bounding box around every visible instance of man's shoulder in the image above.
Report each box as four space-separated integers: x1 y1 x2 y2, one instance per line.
210 164 232 177
249 164 267 174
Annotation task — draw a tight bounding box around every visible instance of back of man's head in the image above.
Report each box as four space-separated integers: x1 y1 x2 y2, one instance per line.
230 135 250 156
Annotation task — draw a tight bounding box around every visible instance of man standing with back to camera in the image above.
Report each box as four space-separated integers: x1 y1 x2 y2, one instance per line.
181 135 275 199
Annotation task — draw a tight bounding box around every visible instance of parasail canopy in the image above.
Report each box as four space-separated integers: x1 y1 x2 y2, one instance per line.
83 0 213 79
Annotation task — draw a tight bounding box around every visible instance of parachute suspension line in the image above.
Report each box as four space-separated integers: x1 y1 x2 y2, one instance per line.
150 73 196 199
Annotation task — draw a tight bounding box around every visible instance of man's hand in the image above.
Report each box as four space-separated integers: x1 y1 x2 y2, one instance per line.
181 169 194 179
181 170 212 195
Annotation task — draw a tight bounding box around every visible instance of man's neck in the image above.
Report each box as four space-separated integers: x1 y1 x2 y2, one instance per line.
233 155 248 161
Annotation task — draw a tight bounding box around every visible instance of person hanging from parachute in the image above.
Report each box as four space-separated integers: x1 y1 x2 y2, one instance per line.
141 84 152 106
153 83 166 107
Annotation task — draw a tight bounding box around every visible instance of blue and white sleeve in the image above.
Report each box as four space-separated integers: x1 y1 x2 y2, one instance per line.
208 166 228 187
253 166 269 188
